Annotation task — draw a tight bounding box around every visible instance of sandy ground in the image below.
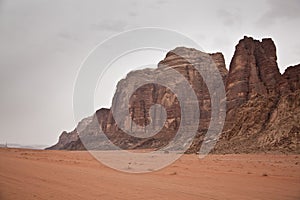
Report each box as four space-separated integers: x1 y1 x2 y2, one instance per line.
0 148 299 200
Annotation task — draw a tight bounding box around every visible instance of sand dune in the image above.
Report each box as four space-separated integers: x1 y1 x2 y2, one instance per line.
0 148 299 200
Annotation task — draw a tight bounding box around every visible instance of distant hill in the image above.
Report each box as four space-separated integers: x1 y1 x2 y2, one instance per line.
4 143 49 149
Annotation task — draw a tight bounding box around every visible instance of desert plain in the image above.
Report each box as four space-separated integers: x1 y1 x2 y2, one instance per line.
0 148 299 200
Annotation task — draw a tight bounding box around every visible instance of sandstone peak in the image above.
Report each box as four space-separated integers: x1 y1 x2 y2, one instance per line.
48 37 300 154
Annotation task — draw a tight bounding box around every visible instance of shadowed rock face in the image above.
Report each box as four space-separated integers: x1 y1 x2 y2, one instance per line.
283 64 300 92
225 37 285 126
47 36 300 154
213 37 300 153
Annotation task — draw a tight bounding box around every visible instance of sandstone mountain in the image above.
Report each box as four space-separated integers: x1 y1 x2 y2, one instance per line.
47 36 300 154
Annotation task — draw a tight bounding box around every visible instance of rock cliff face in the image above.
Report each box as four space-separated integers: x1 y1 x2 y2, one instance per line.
48 47 228 151
47 36 300 154
213 37 300 153
225 37 284 127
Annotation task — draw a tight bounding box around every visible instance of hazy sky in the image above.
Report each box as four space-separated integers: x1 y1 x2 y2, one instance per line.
0 0 300 146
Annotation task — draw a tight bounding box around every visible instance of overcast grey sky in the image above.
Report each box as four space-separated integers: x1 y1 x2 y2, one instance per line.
0 0 299 147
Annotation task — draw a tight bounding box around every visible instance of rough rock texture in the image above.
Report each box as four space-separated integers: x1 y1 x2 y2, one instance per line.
282 64 300 92
225 37 286 130
213 37 300 153
47 36 300 153
46 130 83 150
48 48 227 150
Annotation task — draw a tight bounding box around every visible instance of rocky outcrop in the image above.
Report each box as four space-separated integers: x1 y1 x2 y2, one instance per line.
283 64 300 92
225 37 286 129
46 129 83 150
47 36 300 154
213 37 300 153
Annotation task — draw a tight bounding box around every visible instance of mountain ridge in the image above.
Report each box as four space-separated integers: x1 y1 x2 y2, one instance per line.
47 36 300 154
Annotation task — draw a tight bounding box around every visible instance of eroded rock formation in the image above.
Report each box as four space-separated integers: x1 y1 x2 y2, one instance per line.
47 36 300 154
214 37 300 153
